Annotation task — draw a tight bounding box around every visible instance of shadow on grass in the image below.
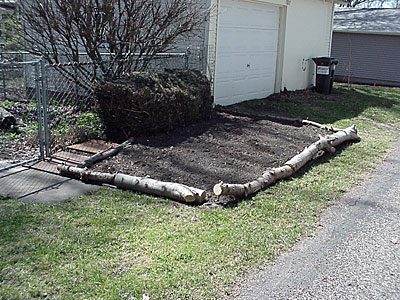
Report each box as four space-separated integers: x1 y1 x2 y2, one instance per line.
221 140 359 208
227 85 400 125
0 201 38 244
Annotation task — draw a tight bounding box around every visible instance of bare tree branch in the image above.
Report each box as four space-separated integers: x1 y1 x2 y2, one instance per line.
19 0 210 83
339 0 394 7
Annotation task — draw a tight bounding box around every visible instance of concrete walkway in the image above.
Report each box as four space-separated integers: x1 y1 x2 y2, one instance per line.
0 165 99 203
236 141 400 300
0 140 119 203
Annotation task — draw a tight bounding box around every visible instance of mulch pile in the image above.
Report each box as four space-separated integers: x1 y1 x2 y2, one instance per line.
91 111 329 203
95 70 213 142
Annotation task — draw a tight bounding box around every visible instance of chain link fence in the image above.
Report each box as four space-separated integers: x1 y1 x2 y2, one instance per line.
32 47 205 109
44 48 205 153
0 55 46 169
0 48 206 166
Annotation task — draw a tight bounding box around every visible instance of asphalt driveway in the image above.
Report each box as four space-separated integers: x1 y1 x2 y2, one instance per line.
235 140 400 300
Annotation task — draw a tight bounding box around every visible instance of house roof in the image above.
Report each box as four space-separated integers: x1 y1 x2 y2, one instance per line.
0 1 16 8
333 8 400 35
0 2 16 13
0 6 14 12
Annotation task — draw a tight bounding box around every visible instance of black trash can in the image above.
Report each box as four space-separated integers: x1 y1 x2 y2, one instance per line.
312 57 338 95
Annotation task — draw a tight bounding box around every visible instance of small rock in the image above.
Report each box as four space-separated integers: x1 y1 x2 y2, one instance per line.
391 238 399 244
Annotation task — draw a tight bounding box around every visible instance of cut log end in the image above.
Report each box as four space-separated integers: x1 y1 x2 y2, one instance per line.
213 183 224 196
183 194 196 203
213 183 245 197
179 188 206 203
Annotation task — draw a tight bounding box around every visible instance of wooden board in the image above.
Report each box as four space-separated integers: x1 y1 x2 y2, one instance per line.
52 151 90 164
24 154 85 174
67 140 119 154
24 160 60 173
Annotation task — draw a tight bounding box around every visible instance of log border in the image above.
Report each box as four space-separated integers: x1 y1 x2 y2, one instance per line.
213 125 360 198
57 119 360 204
57 165 207 204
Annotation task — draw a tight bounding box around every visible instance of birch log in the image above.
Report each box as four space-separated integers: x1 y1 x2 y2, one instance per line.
57 165 116 184
214 125 360 198
77 137 134 168
57 165 206 203
114 174 206 203
301 120 341 132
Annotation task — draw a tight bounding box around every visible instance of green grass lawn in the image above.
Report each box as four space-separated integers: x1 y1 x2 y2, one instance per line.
1 85 400 299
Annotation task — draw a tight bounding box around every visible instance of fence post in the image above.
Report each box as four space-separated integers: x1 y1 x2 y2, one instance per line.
1 52 6 101
40 58 50 157
200 47 205 73
74 62 78 104
34 62 44 160
91 63 97 105
185 47 190 70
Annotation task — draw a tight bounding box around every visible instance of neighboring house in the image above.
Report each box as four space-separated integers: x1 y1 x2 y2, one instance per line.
331 8 400 87
21 0 343 106
181 0 344 106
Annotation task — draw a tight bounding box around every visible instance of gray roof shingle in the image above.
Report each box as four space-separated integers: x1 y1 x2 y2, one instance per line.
334 8 400 35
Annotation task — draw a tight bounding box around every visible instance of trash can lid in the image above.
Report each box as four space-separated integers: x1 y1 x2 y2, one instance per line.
312 57 338 66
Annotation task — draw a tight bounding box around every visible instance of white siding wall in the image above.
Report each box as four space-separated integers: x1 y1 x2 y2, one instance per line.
205 0 335 97
207 0 286 84
282 0 334 91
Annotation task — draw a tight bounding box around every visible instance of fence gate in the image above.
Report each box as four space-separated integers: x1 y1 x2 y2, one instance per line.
0 56 49 172
1 49 207 173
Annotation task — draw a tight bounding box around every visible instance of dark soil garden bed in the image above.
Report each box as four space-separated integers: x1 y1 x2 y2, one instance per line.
91 111 329 203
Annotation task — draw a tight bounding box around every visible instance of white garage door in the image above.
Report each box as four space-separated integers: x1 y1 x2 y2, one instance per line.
214 0 280 105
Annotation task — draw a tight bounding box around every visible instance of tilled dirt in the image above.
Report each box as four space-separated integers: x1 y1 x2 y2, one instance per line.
92 111 329 203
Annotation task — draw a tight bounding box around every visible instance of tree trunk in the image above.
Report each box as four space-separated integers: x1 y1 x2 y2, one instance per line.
57 165 206 204
214 125 360 198
0 107 16 129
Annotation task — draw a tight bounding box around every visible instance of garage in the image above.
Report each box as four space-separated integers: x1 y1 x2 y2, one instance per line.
214 0 280 105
